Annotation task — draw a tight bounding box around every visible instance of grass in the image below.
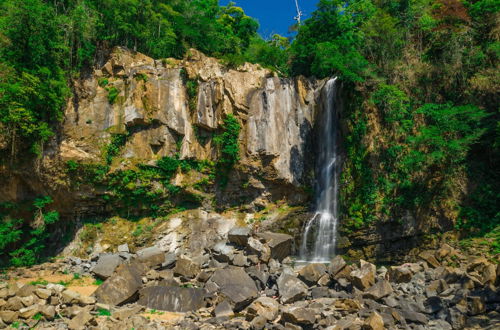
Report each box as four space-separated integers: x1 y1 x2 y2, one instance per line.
97 308 111 316
93 278 104 285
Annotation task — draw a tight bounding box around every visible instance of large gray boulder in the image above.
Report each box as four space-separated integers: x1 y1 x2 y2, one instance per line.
136 246 165 267
363 279 393 300
277 273 308 304
93 261 146 305
173 256 201 279
208 267 258 310
256 232 293 261
137 286 206 312
92 254 122 279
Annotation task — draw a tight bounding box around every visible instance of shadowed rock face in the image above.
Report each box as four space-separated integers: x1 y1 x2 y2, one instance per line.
137 286 206 312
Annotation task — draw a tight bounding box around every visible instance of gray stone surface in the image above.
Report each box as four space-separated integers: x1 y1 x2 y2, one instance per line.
138 286 206 312
208 267 258 310
92 254 122 279
277 274 308 304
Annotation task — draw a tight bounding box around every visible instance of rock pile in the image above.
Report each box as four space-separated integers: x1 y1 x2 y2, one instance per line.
1 233 499 329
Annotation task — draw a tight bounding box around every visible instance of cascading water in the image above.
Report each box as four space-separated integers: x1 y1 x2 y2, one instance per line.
299 77 340 263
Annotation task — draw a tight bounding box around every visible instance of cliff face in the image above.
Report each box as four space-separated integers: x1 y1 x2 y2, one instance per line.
1 47 323 218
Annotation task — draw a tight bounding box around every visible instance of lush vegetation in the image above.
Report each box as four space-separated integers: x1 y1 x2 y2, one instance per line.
287 0 498 241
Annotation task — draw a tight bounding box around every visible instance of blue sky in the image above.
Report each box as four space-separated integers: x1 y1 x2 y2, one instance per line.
220 0 318 38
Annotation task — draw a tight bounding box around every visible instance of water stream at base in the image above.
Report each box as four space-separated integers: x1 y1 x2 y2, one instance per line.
299 77 340 263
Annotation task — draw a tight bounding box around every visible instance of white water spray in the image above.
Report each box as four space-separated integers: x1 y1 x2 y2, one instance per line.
299 77 340 263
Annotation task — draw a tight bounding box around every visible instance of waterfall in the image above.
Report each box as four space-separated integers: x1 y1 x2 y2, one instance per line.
299 77 340 263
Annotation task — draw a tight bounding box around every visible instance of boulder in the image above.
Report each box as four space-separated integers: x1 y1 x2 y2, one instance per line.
351 260 376 290
92 253 122 279
256 232 293 261
173 256 201 279
212 242 235 263
117 243 129 253
419 251 441 268
246 297 280 321
35 288 52 299
93 261 146 305
401 310 428 325
67 309 93 330
363 311 384 330
214 299 234 318
232 253 248 267
425 279 449 297
136 246 165 267
208 267 258 310
363 279 393 300
436 244 454 260
277 274 308 304
228 227 251 246
61 290 81 304
0 310 18 323
281 307 315 325
19 304 41 319
467 296 486 316
298 263 327 285
246 237 271 262
138 286 206 312
329 255 347 276
389 266 413 283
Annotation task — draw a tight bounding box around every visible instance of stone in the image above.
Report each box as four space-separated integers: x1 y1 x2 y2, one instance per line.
250 315 267 330
246 297 280 321
19 304 41 319
208 267 258 310
94 261 146 305
92 253 122 279
401 310 428 324
79 295 96 305
436 244 453 260
389 266 413 283
173 256 201 279
298 263 327 285
5 296 23 311
35 288 52 299
281 307 315 325
228 227 251 246
447 307 466 329
246 238 271 263
232 253 248 267
62 289 81 304
364 279 393 300
212 242 235 263
351 260 376 290
425 296 444 313
136 246 165 267
67 310 93 330
425 279 448 297
419 250 441 268
329 255 347 276
0 311 18 323
245 266 269 290
117 243 129 253
480 263 497 284
467 296 485 315
256 232 293 261
214 299 234 318
47 283 65 293
163 252 177 268
277 273 308 304
113 305 143 320
138 286 206 312
363 311 384 330
40 305 56 320
16 284 36 297
318 274 331 286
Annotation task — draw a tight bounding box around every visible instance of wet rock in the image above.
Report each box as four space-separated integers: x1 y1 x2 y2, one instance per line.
94 261 146 305
298 263 327 285
173 256 201 279
228 227 251 246
281 307 315 325
246 297 279 321
363 311 384 330
209 267 258 310
277 274 308 304
364 279 393 300
136 246 165 267
92 253 122 279
329 255 347 276
256 232 293 261
351 260 376 290
138 286 206 312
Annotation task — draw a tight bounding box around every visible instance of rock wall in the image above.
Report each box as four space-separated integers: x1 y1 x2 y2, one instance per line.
1 47 323 217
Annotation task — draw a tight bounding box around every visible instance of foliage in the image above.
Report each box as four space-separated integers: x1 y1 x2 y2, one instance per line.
213 114 241 187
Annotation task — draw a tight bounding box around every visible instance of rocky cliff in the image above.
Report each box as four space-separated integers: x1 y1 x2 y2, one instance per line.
1 48 324 219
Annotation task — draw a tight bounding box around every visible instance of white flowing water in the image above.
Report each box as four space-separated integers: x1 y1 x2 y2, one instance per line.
299 77 340 263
